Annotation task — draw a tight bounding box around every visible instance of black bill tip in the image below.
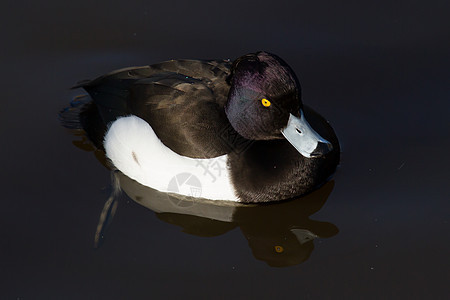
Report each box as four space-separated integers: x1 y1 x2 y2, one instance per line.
310 141 333 158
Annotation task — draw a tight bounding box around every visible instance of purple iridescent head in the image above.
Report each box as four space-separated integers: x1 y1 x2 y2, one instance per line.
225 51 301 140
225 51 332 158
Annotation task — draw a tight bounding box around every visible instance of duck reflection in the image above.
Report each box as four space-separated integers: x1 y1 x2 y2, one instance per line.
117 172 338 268
68 134 338 267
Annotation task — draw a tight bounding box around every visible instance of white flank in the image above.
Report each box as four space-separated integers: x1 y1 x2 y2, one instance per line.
104 115 239 201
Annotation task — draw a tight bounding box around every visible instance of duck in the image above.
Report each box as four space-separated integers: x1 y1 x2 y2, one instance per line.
62 51 340 203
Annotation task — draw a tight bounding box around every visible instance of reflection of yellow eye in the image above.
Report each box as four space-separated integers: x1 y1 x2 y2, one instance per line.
261 98 271 107
274 245 284 253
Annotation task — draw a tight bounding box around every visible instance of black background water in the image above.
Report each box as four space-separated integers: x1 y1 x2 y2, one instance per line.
1 0 449 298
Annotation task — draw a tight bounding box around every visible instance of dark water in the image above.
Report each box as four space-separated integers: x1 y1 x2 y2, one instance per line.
2 1 449 299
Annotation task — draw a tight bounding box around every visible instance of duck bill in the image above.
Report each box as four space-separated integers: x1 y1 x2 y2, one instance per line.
281 110 333 158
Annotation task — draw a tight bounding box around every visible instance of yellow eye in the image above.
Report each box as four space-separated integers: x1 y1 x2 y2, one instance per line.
274 245 284 253
261 98 271 107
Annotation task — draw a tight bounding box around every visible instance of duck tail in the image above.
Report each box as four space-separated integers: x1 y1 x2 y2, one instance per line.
59 93 107 150
59 94 92 129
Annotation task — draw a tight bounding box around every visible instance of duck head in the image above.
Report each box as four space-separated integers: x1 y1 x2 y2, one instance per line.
225 51 332 158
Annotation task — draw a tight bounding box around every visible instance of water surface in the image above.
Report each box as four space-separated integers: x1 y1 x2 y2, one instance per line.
1 1 449 298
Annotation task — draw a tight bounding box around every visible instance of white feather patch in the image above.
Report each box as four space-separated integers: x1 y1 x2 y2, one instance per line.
104 115 239 201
